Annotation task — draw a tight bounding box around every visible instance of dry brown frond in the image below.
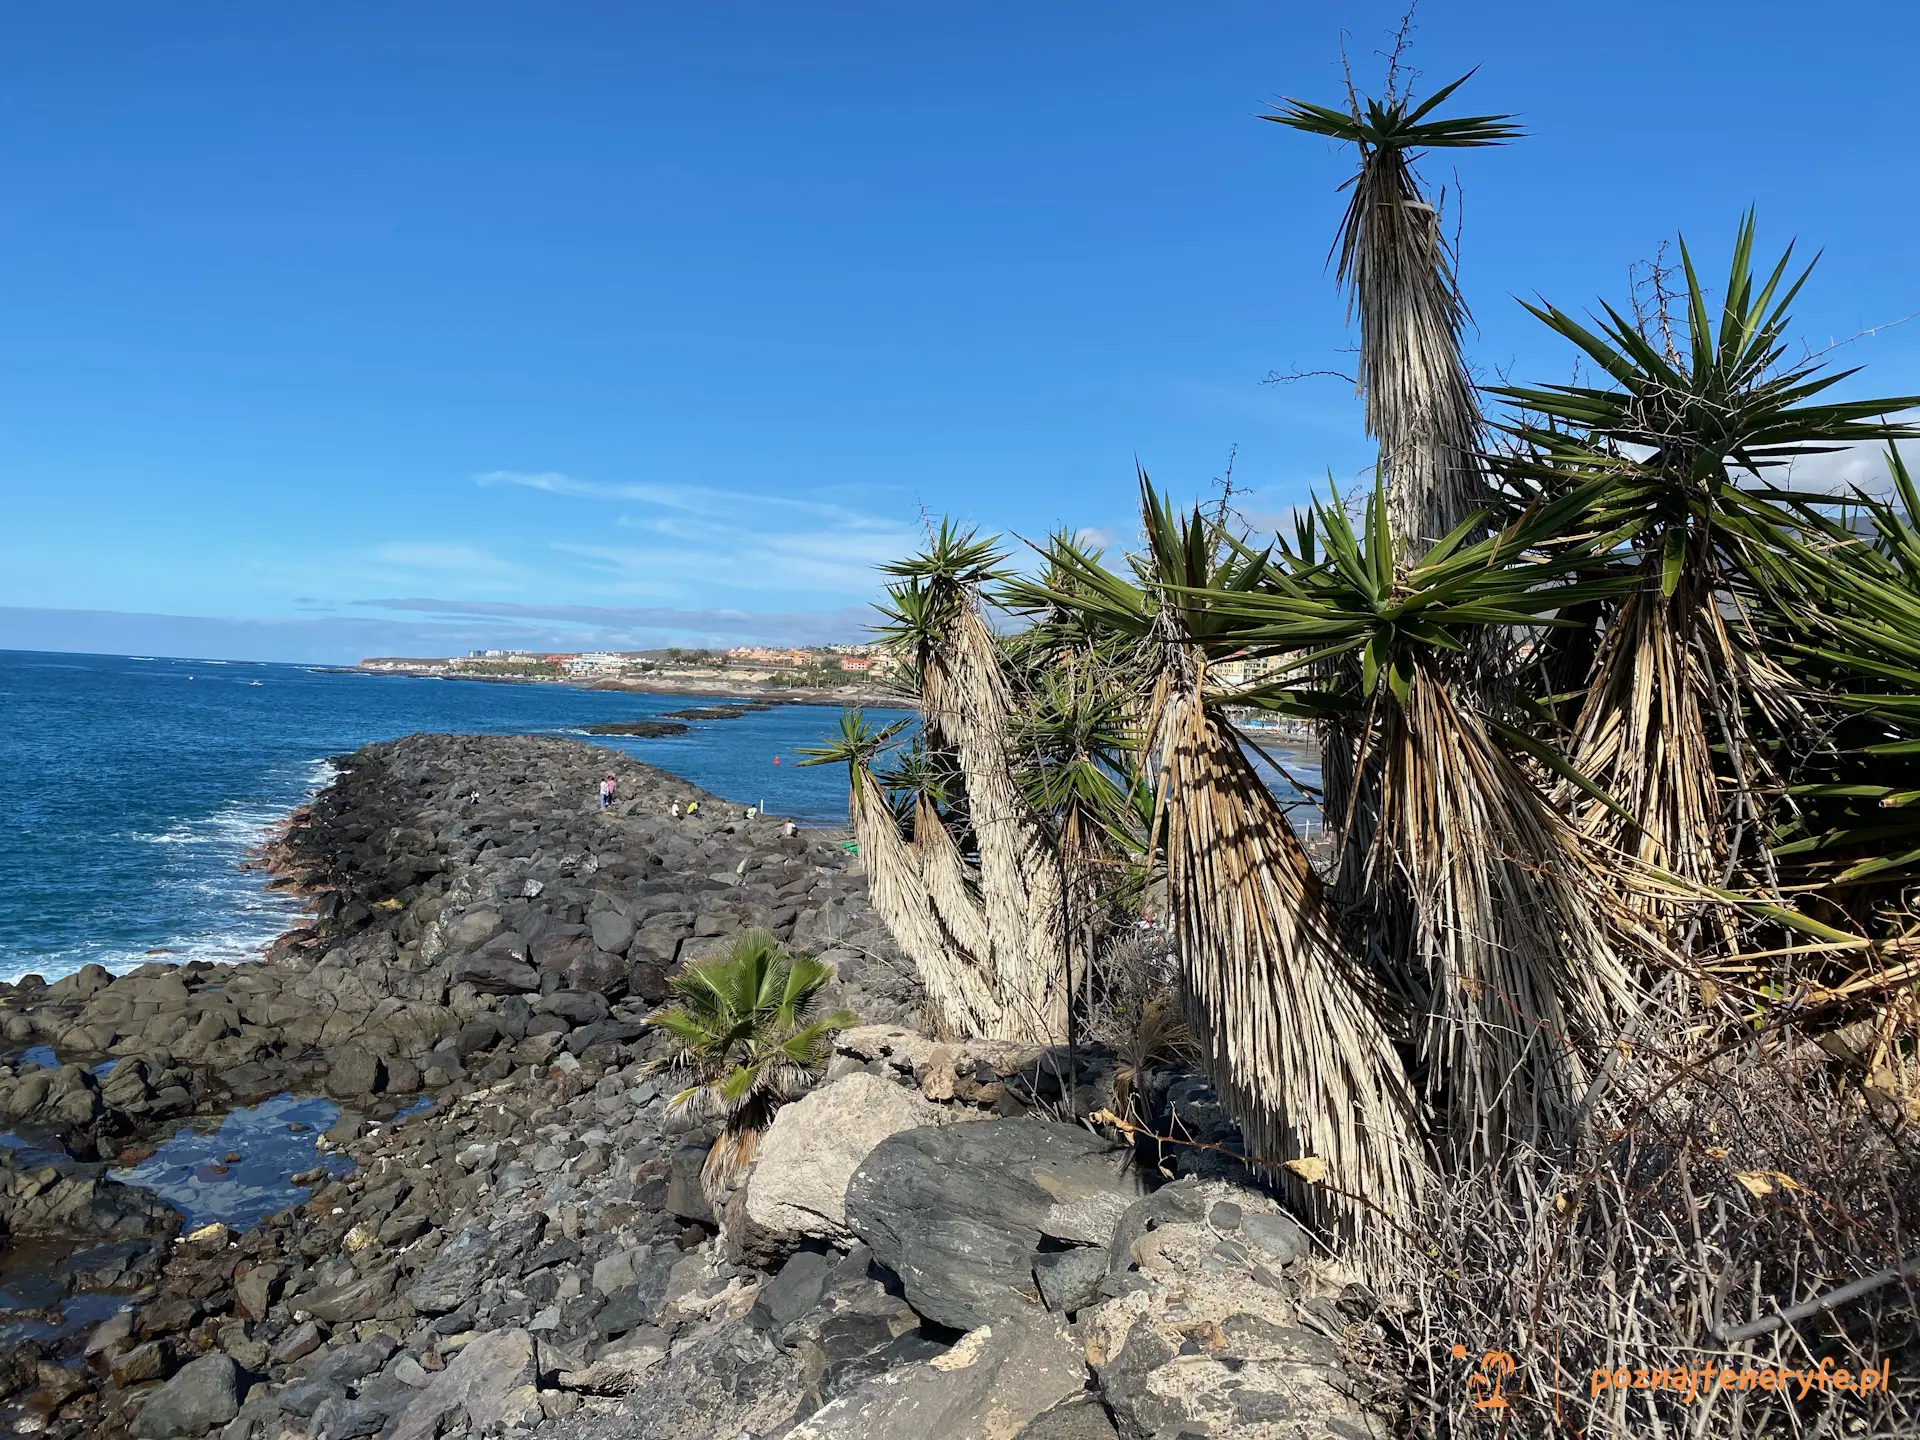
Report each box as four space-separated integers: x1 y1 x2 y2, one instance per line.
849 762 999 1039
1343 145 1485 554
1158 681 1429 1250
1373 668 1640 1174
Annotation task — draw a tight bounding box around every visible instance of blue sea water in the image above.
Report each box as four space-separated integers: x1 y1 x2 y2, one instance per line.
0 649 905 985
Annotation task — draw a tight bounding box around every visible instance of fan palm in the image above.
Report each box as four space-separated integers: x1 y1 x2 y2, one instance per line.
646 929 857 1201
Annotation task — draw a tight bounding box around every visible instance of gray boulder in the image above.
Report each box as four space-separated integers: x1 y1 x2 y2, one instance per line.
452 933 538 993
324 1046 386 1099
588 910 635 955
387 1329 539 1440
446 908 504 952
302 1266 394 1324
744 1073 962 1251
1035 1246 1109 1315
845 1119 1146 1330
405 1213 544 1315
131 1352 241 1438
785 1309 1090 1440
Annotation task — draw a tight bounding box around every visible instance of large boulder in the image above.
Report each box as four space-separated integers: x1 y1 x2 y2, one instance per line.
388 1328 540 1440
130 1352 241 1437
785 1309 1092 1440
845 1119 1146 1330
404 1213 544 1315
1080 1179 1363 1440
744 1074 961 1251
324 1046 386 1099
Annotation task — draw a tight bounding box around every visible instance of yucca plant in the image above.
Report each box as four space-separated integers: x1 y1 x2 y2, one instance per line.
1021 473 1430 1245
1211 477 1652 1172
645 929 857 1201
798 711 1001 1038
875 522 1073 1044
1493 214 1920 926
1267 72 1519 555
1755 445 1920 955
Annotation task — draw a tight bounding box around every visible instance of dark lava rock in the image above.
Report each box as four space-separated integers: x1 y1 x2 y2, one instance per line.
752 1248 831 1329
325 1046 387 1099
579 720 690 737
130 1352 242 1438
845 1118 1145 1330
1034 1246 1109 1315
452 934 539 993
593 1248 679 1338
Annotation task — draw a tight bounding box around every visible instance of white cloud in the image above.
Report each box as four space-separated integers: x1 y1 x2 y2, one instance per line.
472 466 922 597
370 541 518 576
1775 439 1917 499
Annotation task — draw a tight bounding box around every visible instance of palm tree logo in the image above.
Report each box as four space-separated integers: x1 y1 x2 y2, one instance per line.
1453 1344 1514 1410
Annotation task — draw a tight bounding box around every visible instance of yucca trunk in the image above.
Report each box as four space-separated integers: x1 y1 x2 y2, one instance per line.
1158 673 1427 1245
920 602 1073 1044
911 792 996 980
1567 554 1793 935
848 762 1000 1038
1374 669 1635 1172
1349 156 1485 557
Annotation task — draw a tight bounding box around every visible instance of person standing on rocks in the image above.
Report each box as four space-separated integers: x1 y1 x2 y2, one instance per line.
598 774 616 809
671 800 681 819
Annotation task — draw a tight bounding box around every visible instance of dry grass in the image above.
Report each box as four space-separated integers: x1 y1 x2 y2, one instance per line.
1380 1016 1919 1438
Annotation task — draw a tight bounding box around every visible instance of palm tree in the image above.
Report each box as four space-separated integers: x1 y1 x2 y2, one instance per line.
1200 477 1650 1174
798 710 1003 1039
645 929 857 1202
1266 73 1520 938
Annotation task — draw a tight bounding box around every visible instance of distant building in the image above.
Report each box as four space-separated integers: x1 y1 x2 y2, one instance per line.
838 655 873 673
726 646 816 668
1210 651 1289 687
563 652 628 676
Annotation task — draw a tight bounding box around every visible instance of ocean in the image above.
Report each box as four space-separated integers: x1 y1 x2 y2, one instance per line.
0 649 906 985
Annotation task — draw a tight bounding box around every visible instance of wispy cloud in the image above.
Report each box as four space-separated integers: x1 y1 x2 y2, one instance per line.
1 597 878 667
1777 439 1917 498
370 541 519 576
475 469 902 530
361 597 873 646
473 467 921 597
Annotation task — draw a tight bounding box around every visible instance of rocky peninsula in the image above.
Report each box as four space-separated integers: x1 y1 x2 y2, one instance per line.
1 734 1390 1440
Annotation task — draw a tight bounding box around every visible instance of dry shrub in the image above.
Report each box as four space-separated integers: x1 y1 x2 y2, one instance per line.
1385 1016 1920 1438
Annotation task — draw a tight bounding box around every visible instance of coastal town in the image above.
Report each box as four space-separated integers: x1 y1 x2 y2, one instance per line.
353 645 904 700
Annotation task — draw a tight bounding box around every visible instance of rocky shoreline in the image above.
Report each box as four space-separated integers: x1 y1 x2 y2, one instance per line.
2 733 1392 1440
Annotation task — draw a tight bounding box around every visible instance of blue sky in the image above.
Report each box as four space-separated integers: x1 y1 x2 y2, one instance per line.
3 1 1917 662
